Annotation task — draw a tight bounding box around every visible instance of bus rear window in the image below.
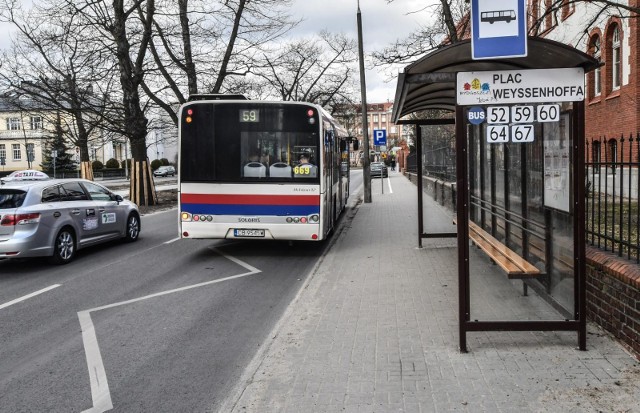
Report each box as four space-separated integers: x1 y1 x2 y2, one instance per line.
180 103 320 183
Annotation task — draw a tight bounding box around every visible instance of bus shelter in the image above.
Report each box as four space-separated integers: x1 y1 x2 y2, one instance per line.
392 38 599 352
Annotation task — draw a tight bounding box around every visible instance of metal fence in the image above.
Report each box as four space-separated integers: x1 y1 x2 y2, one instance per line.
404 144 458 181
411 132 640 263
586 134 640 263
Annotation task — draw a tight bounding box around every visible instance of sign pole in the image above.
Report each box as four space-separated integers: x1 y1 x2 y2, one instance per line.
357 1 371 203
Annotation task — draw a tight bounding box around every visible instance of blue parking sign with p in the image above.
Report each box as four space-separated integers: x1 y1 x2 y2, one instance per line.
373 129 387 146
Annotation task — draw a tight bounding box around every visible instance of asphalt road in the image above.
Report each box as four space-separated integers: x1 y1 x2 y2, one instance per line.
0 209 332 412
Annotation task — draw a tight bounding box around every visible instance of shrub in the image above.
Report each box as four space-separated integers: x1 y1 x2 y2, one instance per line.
150 159 163 170
160 158 170 166
121 159 131 169
92 160 104 170
105 158 120 169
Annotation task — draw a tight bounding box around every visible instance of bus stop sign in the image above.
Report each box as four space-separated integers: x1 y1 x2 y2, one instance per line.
471 0 527 60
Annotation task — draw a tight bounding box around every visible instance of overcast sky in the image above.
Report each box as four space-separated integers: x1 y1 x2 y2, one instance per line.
0 0 429 103
288 0 428 102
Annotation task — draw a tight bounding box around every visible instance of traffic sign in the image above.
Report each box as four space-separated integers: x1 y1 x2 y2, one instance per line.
373 129 387 146
471 0 527 60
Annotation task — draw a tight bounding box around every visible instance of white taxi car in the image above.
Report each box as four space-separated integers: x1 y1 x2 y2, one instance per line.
0 177 140 264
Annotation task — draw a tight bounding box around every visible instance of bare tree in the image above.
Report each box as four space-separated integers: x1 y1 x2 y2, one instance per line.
530 1 639 42
61 0 157 206
141 0 298 125
256 31 359 111
373 0 470 66
0 0 116 179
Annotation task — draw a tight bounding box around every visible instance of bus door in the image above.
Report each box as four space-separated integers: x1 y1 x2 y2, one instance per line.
324 128 336 228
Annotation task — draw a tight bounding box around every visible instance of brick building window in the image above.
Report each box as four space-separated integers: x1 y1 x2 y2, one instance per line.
591 140 601 164
589 35 601 97
561 0 574 21
538 0 554 31
608 139 618 173
611 26 621 90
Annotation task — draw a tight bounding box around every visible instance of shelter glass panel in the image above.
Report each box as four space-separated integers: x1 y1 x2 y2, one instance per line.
466 102 577 321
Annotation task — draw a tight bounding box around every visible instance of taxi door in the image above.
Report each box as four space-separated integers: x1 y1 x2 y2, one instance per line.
81 181 126 239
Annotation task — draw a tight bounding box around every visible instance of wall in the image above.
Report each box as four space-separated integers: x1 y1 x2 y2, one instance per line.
587 246 640 359
405 172 456 210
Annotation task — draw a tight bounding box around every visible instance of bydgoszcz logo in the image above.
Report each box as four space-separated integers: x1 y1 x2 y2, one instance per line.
460 77 491 98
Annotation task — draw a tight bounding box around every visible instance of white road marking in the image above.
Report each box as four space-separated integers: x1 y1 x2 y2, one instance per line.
0 284 61 310
164 237 181 244
78 247 261 413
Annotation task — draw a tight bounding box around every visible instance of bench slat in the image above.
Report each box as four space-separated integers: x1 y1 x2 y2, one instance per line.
467 222 539 276
453 217 540 279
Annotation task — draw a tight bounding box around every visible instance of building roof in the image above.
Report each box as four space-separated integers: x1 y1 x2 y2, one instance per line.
392 37 600 122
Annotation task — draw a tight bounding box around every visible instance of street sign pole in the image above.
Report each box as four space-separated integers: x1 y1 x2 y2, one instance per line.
357 1 371 203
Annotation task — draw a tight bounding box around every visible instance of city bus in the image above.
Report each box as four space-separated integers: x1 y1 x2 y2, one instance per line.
178 95 357 241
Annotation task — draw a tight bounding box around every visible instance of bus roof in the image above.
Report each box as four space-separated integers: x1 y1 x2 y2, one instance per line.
187 94 248 101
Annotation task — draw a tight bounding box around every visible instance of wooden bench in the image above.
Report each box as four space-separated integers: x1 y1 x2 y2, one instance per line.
455 218 541 295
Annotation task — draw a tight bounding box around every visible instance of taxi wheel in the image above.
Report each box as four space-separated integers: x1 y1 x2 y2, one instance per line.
51 228 76 265
125 213 140 242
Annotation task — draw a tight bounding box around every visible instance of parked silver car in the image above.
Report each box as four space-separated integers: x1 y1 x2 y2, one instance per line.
370 162 388 178
153 165 176 177
0 178 140 264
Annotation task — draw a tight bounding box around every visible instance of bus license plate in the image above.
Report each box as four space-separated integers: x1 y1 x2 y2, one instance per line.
234 229 265 237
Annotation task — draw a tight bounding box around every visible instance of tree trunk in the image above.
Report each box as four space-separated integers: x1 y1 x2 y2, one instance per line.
129 139 156 206
80 161 94 180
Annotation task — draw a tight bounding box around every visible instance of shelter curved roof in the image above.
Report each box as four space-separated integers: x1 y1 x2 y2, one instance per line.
392 37 600 122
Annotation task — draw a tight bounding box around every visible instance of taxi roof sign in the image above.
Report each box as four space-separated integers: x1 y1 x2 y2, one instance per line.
1 170 50 184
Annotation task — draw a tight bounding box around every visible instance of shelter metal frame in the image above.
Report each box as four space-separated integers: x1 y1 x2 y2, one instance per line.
392 38 598 353
396 118 457 247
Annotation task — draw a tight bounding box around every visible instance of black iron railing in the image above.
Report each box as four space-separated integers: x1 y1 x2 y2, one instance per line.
586 134 640 263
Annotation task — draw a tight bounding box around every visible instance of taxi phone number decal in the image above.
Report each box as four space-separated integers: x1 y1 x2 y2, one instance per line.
102 213 117 224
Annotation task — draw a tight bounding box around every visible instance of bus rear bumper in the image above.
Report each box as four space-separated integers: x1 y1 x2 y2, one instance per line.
180 223 324 241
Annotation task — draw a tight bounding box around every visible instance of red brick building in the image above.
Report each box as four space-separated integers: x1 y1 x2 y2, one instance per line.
529 0 640 162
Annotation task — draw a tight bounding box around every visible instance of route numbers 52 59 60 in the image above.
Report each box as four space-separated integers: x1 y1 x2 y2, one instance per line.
487 104 560 125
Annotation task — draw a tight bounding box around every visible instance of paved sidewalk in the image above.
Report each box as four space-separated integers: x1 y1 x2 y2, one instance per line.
226 171 640 413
